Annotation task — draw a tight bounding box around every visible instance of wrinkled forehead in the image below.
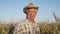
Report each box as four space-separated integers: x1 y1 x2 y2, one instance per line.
27 8 38 11
30 9 37 12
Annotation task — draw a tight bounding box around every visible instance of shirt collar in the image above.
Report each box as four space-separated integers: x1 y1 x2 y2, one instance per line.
26 18 35 24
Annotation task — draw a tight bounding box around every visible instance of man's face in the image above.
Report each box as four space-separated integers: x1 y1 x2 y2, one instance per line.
26 8 38 19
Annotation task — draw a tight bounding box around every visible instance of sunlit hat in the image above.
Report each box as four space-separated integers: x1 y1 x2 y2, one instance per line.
23 3 39 13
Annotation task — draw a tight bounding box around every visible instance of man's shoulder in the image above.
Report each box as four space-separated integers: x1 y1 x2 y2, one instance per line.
16 19 28 25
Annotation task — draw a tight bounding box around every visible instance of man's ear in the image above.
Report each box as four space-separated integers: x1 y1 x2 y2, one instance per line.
26 9 29 13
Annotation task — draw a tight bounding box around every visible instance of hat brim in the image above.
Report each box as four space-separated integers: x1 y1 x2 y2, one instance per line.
24 6 38 9
26 7 38 9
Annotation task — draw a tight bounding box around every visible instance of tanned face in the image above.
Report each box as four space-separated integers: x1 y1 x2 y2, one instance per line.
26 8 38 21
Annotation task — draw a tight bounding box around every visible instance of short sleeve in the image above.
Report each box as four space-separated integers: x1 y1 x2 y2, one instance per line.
13 23 23 34
35 23 40 34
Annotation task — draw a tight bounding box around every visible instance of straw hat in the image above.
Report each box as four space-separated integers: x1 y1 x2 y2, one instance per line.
23 3 39 13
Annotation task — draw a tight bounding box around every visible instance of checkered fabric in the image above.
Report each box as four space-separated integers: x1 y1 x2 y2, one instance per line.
13 18 40 34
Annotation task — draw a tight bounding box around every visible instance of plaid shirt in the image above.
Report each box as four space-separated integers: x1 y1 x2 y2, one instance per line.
13 18 40 34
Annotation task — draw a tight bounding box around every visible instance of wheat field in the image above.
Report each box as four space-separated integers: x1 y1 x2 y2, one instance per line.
0 21 60 34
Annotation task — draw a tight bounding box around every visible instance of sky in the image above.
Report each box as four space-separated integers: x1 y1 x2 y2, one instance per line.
0 0 60 23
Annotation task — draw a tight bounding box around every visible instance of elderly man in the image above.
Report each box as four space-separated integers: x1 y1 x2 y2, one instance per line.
13 3 40 34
